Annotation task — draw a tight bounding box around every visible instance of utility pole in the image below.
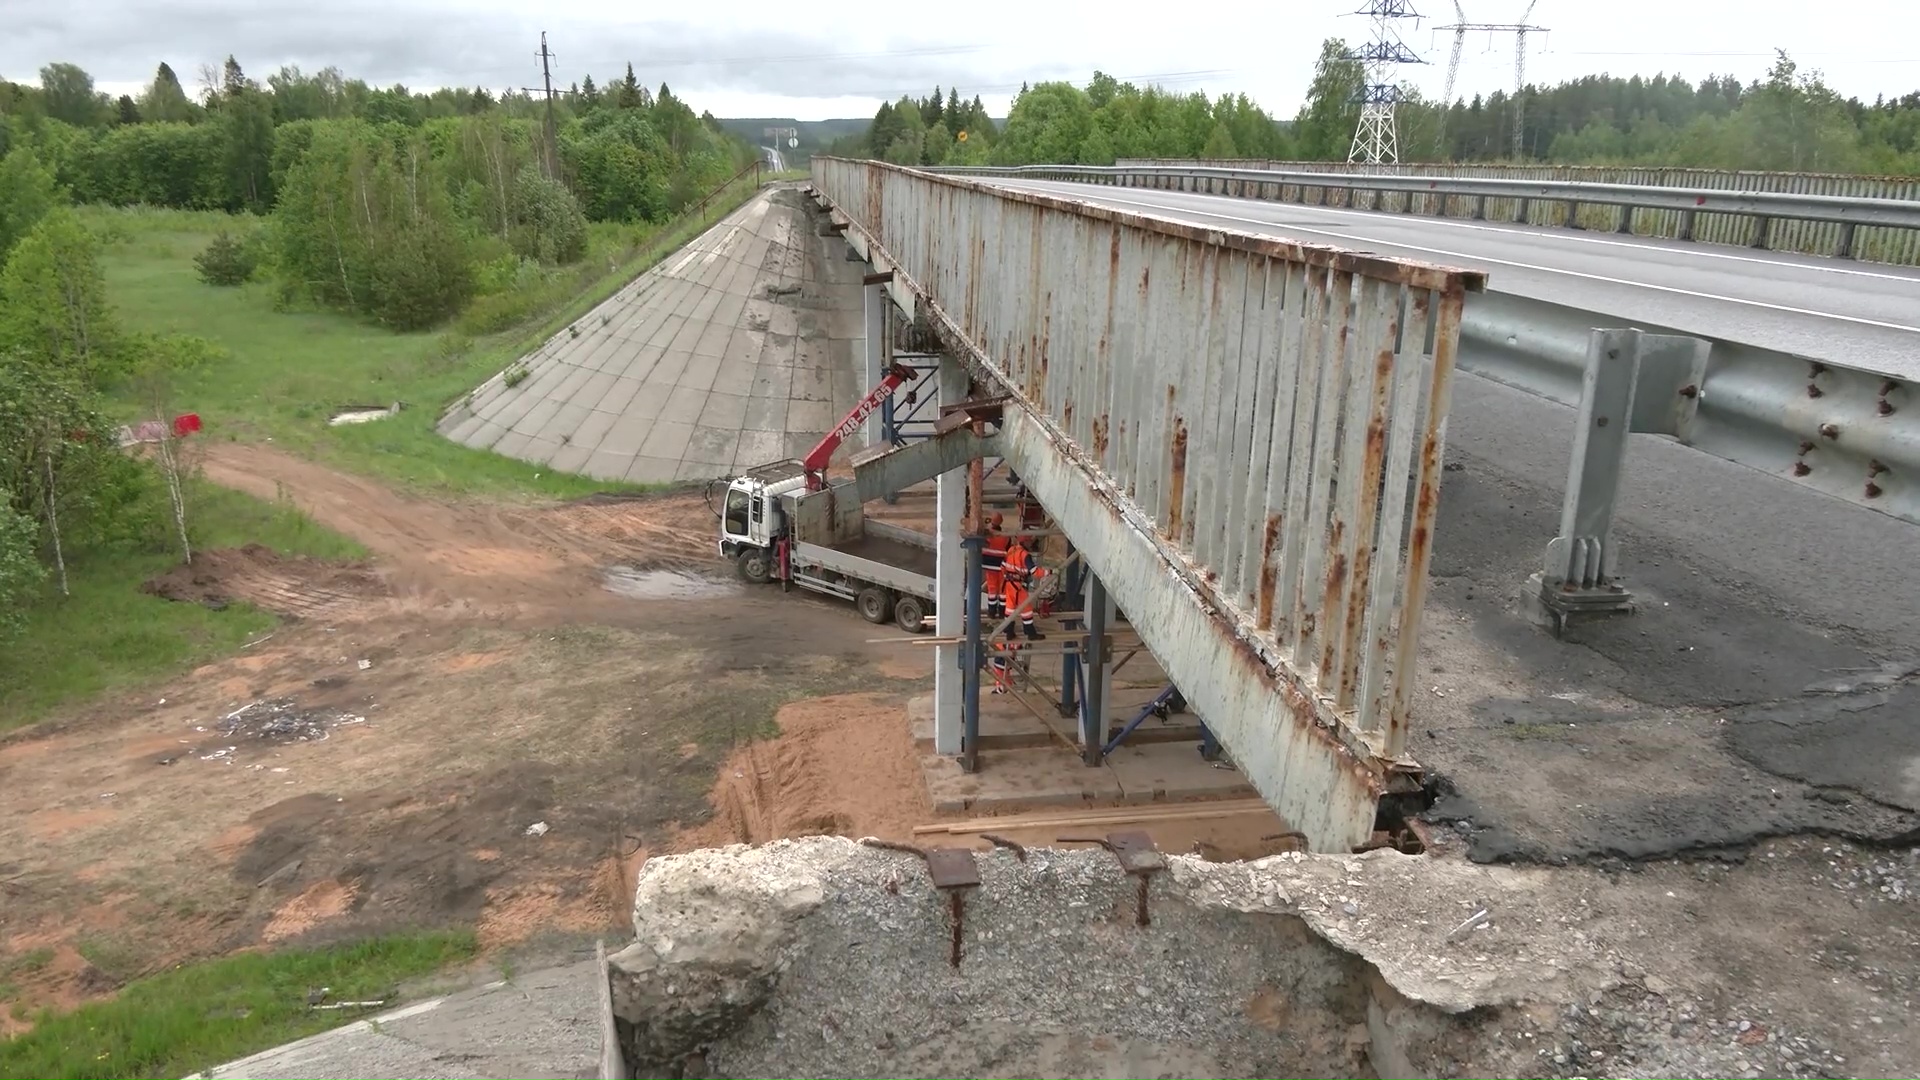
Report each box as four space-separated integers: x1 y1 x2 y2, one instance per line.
1346 0 1426 166
536 32 559 178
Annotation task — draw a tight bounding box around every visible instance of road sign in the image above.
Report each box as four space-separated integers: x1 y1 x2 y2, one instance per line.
958 130 968 143
788 136 798 148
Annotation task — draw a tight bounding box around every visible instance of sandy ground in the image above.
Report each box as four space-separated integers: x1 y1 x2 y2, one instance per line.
0 444 943 1030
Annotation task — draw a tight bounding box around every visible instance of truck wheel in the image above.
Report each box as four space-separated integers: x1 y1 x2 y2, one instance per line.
737 549 773 584
856 586 893 624
893 595 927 634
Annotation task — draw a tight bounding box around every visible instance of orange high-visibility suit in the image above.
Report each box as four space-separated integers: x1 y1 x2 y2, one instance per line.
981 513 1010 618
1001 542 1044 641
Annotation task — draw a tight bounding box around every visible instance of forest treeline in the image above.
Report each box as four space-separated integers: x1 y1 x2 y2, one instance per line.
836 43 1920 176
0 58 754 329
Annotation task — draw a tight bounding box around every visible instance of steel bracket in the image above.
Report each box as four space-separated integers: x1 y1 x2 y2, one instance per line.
863 839 980 968
934 395 1011 434
1060 830 1164 927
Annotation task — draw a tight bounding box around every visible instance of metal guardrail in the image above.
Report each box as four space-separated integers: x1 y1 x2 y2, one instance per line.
1460 290 1917 528
1119 158 1920 265
937 163 1920 264
811 157 1485 850
934 163 1919 528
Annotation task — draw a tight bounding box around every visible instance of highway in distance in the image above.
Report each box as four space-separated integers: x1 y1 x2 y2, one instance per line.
979 177 1920 380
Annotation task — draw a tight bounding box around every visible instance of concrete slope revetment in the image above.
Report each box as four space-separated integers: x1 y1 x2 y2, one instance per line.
437 185 868 484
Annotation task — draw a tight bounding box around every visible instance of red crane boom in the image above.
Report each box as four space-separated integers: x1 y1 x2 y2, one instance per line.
801 361 916 490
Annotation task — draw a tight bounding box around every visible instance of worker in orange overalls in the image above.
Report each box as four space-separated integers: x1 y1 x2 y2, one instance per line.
1001 537 1045 642
980 512 1010 621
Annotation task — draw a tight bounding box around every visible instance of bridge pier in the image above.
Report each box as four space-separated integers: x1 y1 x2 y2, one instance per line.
931 356 969 755
862 276 888 448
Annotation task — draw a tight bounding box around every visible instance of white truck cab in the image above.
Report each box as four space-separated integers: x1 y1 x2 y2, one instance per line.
717 462 805 583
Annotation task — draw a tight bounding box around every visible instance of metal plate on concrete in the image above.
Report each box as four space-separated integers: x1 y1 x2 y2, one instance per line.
1106 831 1166 876
925 847 980 890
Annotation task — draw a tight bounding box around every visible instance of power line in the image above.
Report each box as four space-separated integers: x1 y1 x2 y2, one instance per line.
521 31 560 178
1435 1 1548 159
779 69 1237 102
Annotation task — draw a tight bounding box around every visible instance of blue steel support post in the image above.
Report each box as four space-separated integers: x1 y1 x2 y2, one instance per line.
1058 551 1082 719
1199 723 1222 762
1082 569 1107 767
961 534 984 773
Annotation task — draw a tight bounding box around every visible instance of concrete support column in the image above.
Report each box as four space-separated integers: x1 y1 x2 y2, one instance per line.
930 355 968 756
862 280 886 446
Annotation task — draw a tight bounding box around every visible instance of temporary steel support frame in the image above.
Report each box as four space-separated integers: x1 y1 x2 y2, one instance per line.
880 353 941 446
1081 569 1110 767
810 157 1484 851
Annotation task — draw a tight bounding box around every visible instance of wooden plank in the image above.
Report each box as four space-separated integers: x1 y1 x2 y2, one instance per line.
912 798 1273 836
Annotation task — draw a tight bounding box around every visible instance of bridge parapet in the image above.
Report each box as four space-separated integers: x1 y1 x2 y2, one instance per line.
812 158 1485 850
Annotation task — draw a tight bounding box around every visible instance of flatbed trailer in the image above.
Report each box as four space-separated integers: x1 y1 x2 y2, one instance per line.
785 520 936 631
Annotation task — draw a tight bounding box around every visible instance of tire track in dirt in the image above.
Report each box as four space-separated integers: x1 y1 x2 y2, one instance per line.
199 444 719 612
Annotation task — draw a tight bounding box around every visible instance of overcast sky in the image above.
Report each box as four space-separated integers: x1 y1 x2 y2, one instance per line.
5 0 1918 121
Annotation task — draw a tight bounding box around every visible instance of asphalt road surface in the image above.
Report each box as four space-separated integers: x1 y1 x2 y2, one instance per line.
979 177 1920 380
977 176 1920 862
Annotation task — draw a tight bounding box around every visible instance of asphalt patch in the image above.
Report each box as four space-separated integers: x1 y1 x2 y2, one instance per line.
1725 672 1920 813
1419 454 1920 864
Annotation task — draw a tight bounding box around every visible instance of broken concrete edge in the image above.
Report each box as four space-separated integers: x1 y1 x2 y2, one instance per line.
610 835 1623 1076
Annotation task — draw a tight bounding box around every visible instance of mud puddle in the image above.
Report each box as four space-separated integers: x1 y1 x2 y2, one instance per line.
601 565 739 600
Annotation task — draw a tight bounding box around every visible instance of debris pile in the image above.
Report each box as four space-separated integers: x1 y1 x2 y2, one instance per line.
216 698 367 745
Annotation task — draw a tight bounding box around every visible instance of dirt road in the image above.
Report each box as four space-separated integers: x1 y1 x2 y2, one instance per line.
0 445 937 1027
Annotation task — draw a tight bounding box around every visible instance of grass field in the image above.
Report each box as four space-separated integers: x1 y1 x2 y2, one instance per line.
91 172 768 500
0 176 765 727
0 931 477 1080
0 478 364 731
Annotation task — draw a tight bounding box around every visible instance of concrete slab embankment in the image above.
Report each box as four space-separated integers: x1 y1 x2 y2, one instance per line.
439 186 866 485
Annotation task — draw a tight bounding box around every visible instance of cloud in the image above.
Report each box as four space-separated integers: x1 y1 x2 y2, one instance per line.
4 0 1916 123
1 1 1071 107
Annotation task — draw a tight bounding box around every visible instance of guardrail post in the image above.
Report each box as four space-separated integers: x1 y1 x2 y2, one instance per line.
1751 216 1773 250
1837 220 1857 259
1677 208 1696 242
1566 200 1583 229
1524 328 1710 636
1471 193 1487 221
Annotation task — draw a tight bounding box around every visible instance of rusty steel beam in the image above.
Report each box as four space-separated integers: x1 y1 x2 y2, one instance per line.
814 158 1479 851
